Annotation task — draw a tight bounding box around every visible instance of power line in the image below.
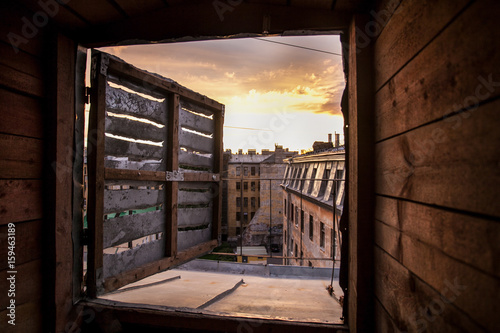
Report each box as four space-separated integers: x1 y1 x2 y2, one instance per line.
224 125 272 131
253 37 342 56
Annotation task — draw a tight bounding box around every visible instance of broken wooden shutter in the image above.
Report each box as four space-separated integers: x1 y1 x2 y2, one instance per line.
87 50 224 296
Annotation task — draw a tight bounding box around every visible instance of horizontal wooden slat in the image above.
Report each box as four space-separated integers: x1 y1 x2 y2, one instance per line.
0 180 42 225
0 134 43 179
179 107 214 135
104 159 164 171
375 196 500 278
178 150 213 169
104 188 164 214
178 227 212 252
374 246 485 333
114 0 165 17
0 62 43 97
0 41 43 79
375 0 500 141
0 220 42 270
180 98 214 118
178 207 213 227
178 189 213 205
105 114 166 142
374 0 470 90
0 88 43 138
105 167 166 182
103 238 165 279
101 239 217 293
183 172 220 182
179 130 214 154
105 136 164 160
0 259 42 310
375 99 500 218
106 84 167 124
0 300 42 332
66 0 123 25
103 210 165 248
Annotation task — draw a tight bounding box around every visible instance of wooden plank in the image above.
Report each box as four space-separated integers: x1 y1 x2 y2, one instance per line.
103 238 165 279
180 99 214 118
178 150 213 169
0 62 43 97
179 107 214 135
105 167 165 182
178 189 213 205
179 130 214 154
65 0 123 25
375 0 500 141
113 0 165 17
374 299 401 333
103 210 166 248
106 84 167 124
374 246 485 333
105 136 164 160
183 172 220 182
374 0 470 90
0 301 43 332
0 259 42 310
166 94 179 257
375 99 500 218
104 188 165 214
0 134 43 179
101 239 217 293
0 180 42 224
178 227 212 252
375 195 500 278
0 220 42 270
106 57 224 113
0 88 43 139
105 114 165 142
104 159 164 171
87 50 107 298
178 207 213 227
0 40 43 79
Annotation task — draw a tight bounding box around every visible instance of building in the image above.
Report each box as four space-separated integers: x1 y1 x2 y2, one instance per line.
282 145 345 268
225 145 297 247
1 1 498 332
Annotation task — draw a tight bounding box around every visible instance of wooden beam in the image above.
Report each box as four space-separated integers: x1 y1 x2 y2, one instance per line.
165 94 179 257
212 106 224 243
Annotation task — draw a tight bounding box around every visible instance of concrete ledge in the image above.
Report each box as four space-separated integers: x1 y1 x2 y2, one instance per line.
177 259 339 279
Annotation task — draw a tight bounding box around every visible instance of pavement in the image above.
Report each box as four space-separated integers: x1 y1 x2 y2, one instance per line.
100 264 344 324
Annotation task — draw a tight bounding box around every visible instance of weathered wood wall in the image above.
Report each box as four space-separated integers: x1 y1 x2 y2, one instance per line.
0 2 46 332
372 0 500 331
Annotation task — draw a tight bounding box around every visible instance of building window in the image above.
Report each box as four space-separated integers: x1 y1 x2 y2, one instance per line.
236 181 241 190
301 210 304 233
236 167 240 176
236 227 241 235
256 166 259 175
244 182 248 190
291 238 294 254
236 212 241 221
320 222 325 249
244 167 248 176
291 204 294 221
251 166 255 175
295 206 299 226
243 212 248 222
251 212 255 219
308 168 317 193
236 197 241 207
295 244 298 257
251 181 255 191
258 197 260 208
251 197 256 208
284 199 287 216
309 215 314 240
244 197 248 207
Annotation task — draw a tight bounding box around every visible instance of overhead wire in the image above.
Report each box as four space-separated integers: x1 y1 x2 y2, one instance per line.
253 37 342 56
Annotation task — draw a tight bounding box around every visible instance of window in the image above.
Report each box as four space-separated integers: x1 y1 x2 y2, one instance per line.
251 212 255 219
243 212 248 223
295 206 299 226
291 204 294 221
309 215 314 240
236 181 241 190
251 181 255 191
244 167 248 176
258 197 260 208
244 182 248 190
251 197 255 208
251 166 255 175
308 168 317 193
284 199 287 216
236 212 241 221
236 197 241 207
236 167 241 176
320 222 325 248
295 244 298 257
301 210 304 233
236 227 241 235
244 197 248 207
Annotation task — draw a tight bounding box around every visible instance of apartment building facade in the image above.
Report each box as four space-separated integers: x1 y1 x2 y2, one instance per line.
282 149 345 268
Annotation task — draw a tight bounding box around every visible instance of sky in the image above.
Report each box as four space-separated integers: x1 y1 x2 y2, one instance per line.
99 35 345 153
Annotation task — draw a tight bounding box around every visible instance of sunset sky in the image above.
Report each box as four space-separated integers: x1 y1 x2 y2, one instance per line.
99 35 345 153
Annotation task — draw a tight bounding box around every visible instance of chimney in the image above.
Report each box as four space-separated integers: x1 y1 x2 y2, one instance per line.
238 149 243 155
328 133 332 143
335 133 340 147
